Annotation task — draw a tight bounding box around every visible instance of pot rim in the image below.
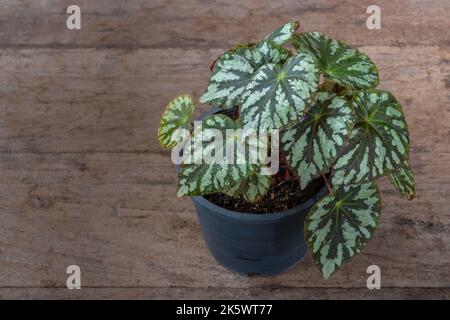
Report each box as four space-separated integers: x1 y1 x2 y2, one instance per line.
191 185 327 223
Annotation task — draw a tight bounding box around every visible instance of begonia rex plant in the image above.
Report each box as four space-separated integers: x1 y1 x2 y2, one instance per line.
158 21 415 278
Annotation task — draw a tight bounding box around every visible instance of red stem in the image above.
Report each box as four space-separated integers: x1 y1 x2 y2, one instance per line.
321 173 333 195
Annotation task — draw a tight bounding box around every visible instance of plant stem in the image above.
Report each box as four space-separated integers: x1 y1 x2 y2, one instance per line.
276 175 295 188
320 79 335 91
321 173 333 195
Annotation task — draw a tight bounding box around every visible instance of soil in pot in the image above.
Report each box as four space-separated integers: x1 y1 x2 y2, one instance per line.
205 156 326 213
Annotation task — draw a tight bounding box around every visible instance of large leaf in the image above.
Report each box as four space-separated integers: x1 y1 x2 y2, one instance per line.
305 181 381 279
200 42 290 109
158 94 194 148
265 20 299 45
282 92 354 189
389 160 415 200
332 89 409 185
240 53 320 130
293 32 379 89
177 114 261 197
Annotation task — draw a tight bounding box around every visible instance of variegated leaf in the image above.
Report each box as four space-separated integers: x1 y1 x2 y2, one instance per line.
200 42 290 109
222 178 243 197
255 40 291 65
265 20 300 45
177 114 260 197
158 94 194 148
293 32 379 89
241 173 271 202
240 53 320 130
305 181 381 279
199 49 254 109
389 160 415 200
332 89 409 185
282 92 354 189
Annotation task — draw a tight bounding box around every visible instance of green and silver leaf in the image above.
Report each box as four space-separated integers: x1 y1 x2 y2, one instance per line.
199 49 255 109
241 173 271 202
293 32 379 89
265 20 300 45
177 114 261 197
282 92 354 189
305 181 381 279
332 89 409 185
389 160 415 200
158 94 194 148
255 40 291 65
225 172 272 202
221 178 243 197
200 42 290 109
240 53 320 130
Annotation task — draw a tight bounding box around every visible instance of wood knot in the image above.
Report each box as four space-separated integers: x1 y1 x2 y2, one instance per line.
30 194 50 208
78 162 87 171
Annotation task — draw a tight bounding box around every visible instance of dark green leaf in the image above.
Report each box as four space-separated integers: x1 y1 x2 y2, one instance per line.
305 181 381 279
265 21 300 45
282 92 354 189
158 94 194 148
240 53 320 130
293 32 379 89
332 89 409 185
225 172 272 202
389 160 415 200
177 114 261 196
200 42 290 109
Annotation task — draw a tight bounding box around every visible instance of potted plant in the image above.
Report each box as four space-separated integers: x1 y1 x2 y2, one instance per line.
157 21 415 279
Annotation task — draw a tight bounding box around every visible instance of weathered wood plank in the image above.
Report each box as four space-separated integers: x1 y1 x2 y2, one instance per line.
0 46 449 153
0 0 449 48
0 152 448 212
0 287 448 300
0 152 448 288
1 0 449 299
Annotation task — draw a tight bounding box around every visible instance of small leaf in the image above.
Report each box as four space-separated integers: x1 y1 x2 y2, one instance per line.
265 21 300 45
293 32 379 89
177 114 260 197
240 53 320 130
332 89 409 185
241 173 271 202
305 181 381 279
282 92 354 189
389 160 415 200
200 42 291 109
227 173 272 202
158 94 194 148
222 179 243 197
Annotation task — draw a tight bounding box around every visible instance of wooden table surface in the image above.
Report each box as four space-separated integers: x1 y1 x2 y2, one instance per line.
0 0 449 299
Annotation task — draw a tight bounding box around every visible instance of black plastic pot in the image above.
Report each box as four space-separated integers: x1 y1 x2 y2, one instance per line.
179 108 326 276
191 187 326 276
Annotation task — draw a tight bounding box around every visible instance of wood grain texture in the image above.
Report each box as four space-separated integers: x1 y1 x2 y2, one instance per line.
0 152 449 289
0 46 449 153
1 0 449 47
0 0 449 299
0 288 449 300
